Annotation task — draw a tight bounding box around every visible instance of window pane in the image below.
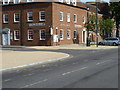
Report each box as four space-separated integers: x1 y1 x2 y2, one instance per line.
28 30 33 40
40 30 46 40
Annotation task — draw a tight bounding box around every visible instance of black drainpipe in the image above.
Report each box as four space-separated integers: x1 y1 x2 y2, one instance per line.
20 4 23 46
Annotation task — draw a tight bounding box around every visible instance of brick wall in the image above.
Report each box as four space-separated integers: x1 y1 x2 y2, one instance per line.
52 2 87 45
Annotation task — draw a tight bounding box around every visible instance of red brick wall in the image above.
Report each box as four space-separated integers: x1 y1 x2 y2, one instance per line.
52 3 87 45
2 3 52 46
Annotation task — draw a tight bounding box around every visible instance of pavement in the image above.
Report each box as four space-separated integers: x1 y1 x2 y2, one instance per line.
1 44 118 71
0 50 69 71
2 48 118 88
26 44 118 50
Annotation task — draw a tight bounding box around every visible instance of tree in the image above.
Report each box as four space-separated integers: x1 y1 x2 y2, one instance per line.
99 18 115 37
110 1 120 37
85 14 96 31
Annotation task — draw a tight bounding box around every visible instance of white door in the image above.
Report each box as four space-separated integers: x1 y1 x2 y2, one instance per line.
82 28 86 44
2 34 8 45
2 31 10 46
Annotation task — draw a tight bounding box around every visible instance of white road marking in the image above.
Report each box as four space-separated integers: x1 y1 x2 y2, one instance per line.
96 60 112 65
4 79 12 82
21 79 48 88
62 66 88 76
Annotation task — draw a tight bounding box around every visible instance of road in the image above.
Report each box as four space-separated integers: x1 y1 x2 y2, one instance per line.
1 48 119 89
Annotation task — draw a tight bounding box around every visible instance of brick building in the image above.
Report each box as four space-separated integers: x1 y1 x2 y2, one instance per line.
1 0 103 46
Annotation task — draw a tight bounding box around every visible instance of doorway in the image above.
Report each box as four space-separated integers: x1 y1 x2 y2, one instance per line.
2 28 10 46
82 29 86 44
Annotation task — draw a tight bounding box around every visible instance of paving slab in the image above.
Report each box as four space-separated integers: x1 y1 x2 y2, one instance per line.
0 50 69 71
26 44 118 50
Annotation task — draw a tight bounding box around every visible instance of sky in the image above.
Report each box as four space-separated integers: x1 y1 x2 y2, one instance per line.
80 0 110 2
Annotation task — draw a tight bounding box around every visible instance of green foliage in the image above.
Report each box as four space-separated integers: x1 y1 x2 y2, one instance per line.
84 15 96 31
85 14 115 35
99 18 115 35
110 1 120 37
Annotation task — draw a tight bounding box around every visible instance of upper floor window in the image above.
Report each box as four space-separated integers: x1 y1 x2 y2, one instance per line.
14 13 20 22
39 11 45 21
74 14 77 23
66 0 70 4
27 0 33 2
27 12 33 22
39 30 46 40
72 0 77 6
14 30 20 40
82 16 86 24
13 0 20 4
3 14 8 23
3 0 9 5
67 30 71 39
59 0 63 3
67 13 70 22
60 12 63 21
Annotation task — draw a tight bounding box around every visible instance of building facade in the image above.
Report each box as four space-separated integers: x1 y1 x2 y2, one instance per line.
1 0 103 46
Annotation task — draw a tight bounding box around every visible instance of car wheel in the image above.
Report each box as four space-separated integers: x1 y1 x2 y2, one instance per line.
113 42 117 46
99 42 103 45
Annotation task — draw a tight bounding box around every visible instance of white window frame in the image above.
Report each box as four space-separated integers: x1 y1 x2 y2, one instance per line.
66 0 70 4
27 0 33 2
14 13 20 22
39 30 46 40
73 30 77 39
3 14 8 23
13 0 20 4
82 16 86 24
67 13 70 22
14 30 20 40
60 12 63 21
59 0 63 3
28 30 33 40
39 11 45 21
74 14 77 23
60 29 64 40
27 12 33 22
3 0 10 5
67 30 71 39
72 0 77 6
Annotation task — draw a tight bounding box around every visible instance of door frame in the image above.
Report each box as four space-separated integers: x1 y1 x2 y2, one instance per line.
82 28 87 44
2 28 10 46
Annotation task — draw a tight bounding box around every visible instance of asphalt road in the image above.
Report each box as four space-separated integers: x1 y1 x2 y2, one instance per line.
1 48 119 89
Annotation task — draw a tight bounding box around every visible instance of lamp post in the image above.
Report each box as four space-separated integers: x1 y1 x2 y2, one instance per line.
96 0 98 47
56 27 58 46
86 7 90 47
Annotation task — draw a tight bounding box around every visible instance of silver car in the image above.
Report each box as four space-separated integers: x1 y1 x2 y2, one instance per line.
98 37 120 46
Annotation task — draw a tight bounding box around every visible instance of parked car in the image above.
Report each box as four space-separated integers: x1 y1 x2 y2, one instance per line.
98 37 120 46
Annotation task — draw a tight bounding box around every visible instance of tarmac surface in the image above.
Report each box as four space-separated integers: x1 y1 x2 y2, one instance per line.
2 47 118 88
1 44 118 71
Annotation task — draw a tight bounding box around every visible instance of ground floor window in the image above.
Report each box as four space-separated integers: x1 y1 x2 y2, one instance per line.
14 30 20 40
40 30 46 40
73 30 77 39
67 30 71 39
60 30 64 40
28 30 33 40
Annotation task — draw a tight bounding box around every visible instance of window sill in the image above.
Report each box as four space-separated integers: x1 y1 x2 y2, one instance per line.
40 39 46 41
3 22 8 24
14 39 20 41
27 21 33 23
60 38 64 40
28 39 33 41
39 20 45 22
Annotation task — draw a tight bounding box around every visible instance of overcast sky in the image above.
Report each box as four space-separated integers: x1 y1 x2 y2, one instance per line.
80 0 110 2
